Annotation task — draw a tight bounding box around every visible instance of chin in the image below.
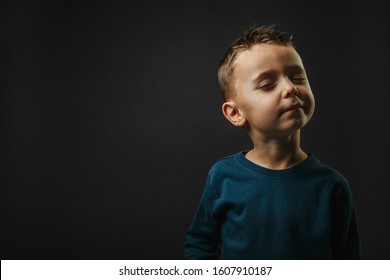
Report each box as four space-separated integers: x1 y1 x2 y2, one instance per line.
280 120 307 136
289 118 307 130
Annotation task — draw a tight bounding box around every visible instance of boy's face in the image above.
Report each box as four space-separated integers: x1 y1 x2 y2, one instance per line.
225 43 315 139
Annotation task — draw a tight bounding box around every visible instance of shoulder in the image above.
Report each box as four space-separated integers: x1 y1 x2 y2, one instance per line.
208 152 242 175
203 151 249 186
309 155 350 188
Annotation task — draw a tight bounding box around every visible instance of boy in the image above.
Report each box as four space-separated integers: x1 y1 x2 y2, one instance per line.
184 24 360 259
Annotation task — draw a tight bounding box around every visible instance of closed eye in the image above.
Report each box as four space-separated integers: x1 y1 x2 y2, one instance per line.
255 80 276 91
292 76 306 83
286 66 307 84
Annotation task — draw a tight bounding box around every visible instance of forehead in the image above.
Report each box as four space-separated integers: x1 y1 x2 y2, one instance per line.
234 44 304 78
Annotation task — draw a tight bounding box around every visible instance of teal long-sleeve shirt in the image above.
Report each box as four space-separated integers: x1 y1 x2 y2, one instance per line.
185 151 360 259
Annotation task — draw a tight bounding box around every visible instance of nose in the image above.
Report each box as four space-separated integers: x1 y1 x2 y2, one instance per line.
281 76 298 98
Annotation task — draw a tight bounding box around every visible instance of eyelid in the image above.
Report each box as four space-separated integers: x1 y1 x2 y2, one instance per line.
289 72 306 82
256 79 275 90
253 68 307 90
291 75 306 83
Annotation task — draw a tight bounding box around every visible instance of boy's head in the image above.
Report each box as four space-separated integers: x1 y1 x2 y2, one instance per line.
218 24 294 101
218 24 315 138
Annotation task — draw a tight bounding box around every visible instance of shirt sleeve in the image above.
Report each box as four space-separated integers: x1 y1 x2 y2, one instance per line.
330 179 361 259
184 172 221 259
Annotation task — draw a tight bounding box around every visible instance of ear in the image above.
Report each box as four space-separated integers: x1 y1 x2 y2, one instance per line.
222 101 247 127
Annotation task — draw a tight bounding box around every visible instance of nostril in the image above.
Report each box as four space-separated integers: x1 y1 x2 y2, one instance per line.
293 86 299 97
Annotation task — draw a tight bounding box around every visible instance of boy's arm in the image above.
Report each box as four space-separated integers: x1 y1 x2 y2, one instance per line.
331 180 361 259
184 175 221 260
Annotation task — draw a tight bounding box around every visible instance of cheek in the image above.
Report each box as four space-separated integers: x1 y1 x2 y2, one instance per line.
305 92 315 116
310 92 316 108
242 98 276 120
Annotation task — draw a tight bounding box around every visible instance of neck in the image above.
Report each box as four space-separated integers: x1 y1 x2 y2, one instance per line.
245 130 307 170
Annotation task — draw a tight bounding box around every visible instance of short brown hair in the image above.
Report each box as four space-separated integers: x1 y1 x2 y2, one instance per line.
217 24 294 100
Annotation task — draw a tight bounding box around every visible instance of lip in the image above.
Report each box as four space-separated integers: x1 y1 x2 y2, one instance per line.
284 104 303 113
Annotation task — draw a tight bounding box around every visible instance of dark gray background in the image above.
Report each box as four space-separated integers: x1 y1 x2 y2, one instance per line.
2 0 389 259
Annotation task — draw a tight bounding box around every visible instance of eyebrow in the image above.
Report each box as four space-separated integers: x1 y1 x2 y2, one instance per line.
285 65 306 75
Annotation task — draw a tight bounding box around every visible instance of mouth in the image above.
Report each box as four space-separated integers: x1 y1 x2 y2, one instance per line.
284 104 304 113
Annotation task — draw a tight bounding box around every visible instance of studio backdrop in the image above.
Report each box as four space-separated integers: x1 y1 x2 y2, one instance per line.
2 0 389 259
